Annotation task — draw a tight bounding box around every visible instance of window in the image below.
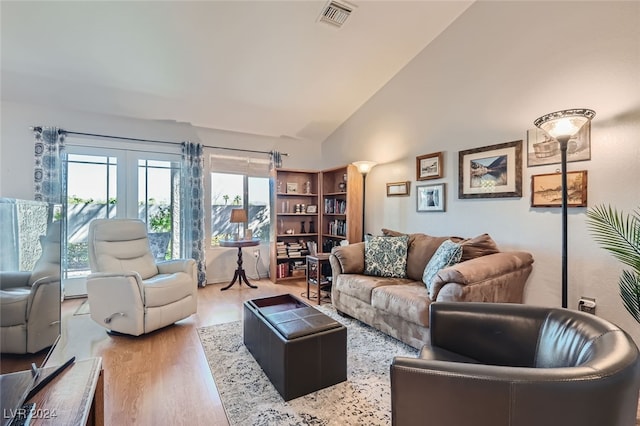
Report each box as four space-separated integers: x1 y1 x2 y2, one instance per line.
210 155 270 245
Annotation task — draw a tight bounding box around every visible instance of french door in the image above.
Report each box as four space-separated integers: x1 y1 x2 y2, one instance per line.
62 146 181 297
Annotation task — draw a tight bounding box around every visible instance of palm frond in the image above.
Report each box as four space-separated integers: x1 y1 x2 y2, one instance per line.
586 205 640 272
587 204 640 324
619 270 640 323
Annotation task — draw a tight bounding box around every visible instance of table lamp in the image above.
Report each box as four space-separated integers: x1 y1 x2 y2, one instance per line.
230 209 247 240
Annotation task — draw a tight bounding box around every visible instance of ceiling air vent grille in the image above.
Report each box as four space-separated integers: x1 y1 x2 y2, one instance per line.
318 1 354 28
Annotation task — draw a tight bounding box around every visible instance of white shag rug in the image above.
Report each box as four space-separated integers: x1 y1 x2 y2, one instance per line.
197 304 418 426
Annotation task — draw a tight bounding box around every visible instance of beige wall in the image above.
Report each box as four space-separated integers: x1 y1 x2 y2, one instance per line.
322 1 640 342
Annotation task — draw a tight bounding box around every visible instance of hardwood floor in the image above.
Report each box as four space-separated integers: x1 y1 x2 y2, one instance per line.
3 279 640 425
3 279 311 425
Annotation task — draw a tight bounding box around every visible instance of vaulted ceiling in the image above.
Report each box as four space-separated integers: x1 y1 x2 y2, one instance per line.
1 1 473 142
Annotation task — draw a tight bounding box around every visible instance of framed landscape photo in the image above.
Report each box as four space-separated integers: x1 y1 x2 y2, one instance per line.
417 183 445 212
458 140 522 199
531 170 588 207
526 123 591 167
416 152 443 180
286 182 298 194
386 181 410 196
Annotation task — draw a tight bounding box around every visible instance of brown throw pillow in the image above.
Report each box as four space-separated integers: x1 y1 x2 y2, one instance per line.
381 228 406 237
459 233 500 262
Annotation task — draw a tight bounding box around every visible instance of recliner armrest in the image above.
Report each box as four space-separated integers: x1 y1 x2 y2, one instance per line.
0 271 31 289
157 258 196 276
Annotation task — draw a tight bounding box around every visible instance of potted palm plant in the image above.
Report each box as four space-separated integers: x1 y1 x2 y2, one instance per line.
586 205 640 323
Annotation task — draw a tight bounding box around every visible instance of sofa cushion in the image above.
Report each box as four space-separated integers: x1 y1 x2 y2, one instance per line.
423 240 463 299
335 274 413 304
371 282 431 327
364 235 409 278
459 233 500 262
381 229 460 281
143 272 194 308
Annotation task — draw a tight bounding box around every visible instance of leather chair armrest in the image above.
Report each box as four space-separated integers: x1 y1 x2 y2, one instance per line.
390 357 625 426
157 258 196 275
0 271 31 289
86 272 146 335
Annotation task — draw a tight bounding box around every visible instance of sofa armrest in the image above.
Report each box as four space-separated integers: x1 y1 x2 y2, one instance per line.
330 242 365 277
431 251 533 301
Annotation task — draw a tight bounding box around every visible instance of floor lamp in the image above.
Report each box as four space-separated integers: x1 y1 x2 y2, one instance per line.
534 109 595 308
352 161 377 241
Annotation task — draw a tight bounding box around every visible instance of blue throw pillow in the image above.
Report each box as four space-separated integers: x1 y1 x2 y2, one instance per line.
422 239 463 299
364 235 409 278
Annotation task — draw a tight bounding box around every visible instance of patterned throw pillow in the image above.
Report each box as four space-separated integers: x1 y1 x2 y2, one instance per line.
422 240 463 299
364 235 409 278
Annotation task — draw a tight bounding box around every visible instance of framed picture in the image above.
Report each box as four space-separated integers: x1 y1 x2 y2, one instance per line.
386 181 410 196
286 182 298 193
305 204 317 213
416 152 443 180
526 123 591 167
531 170 588 207
458 140 523 199
417 183 445 212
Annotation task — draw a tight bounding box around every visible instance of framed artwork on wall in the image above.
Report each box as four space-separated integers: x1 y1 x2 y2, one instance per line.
531 170 588 207
416 152 443 180
417 183 445 212
526 123 591 167
386 181 410 196
458 140 522 199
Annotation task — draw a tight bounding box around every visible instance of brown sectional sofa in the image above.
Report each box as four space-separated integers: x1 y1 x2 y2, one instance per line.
329 231 534 349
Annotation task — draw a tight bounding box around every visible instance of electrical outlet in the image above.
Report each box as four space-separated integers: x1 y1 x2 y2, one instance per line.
253 249 260 258
578 297 596 314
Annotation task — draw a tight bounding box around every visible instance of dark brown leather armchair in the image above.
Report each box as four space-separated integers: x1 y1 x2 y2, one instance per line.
391 302 640 426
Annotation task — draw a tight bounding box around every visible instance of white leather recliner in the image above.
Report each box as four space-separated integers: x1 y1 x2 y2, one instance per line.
86 218 197 336
0 221 61 354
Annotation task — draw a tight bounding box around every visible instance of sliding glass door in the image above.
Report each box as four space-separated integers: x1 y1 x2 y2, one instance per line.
63 147 181 297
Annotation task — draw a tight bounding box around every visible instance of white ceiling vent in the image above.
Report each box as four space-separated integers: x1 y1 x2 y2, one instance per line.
318 1 355 28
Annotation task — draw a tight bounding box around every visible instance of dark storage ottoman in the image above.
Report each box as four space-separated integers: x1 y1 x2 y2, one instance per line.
243 294 347 401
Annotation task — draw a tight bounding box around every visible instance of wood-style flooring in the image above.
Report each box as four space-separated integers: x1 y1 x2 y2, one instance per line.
2 279 312 425
2 279 640 425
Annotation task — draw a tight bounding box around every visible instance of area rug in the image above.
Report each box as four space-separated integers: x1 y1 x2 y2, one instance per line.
197 304 418 426
73 299 90 315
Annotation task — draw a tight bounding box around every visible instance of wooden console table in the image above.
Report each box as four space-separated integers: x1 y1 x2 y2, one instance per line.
27 357 103 425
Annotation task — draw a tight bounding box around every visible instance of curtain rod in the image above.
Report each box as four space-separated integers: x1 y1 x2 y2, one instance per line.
30 127 289 157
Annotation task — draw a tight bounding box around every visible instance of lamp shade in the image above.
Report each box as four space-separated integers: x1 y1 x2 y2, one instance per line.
534 108 595 140
230 209 247 223
353 161 377 176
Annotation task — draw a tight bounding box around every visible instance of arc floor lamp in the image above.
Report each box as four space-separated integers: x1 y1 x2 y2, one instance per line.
352 161 377 241
534 108 595 308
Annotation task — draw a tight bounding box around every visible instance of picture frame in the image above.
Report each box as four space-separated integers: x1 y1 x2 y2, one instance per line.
305 204 317 214
416 152 444 180
386 181 410 196
458 140 523 199
417 183 445 212
526 123 591 167
286 182 298 193
531 170 588 207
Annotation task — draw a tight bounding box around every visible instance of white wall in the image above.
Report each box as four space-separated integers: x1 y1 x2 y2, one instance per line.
322 1 640 343
0 100 321 284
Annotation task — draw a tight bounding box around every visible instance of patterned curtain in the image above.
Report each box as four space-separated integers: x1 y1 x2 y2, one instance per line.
34 127 66 204
181 142 206 286
269 150 282 170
